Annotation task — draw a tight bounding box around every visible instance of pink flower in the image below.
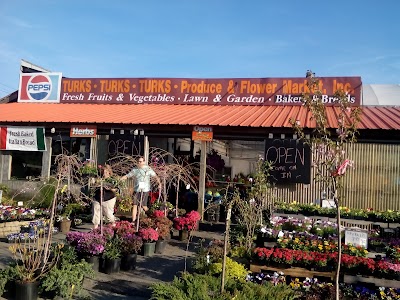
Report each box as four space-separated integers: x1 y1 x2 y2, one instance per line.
153 210 165 218
138 228 159 242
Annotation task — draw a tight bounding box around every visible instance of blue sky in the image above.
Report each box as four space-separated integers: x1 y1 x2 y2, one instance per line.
0 0 399 98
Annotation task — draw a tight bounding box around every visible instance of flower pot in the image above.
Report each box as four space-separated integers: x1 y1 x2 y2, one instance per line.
15 280 39 300
142 242 156 256
155 239 167 254
121 253 137 271
104 257 121 274
59 219 72 233
179 229 189 241
84 255 100 272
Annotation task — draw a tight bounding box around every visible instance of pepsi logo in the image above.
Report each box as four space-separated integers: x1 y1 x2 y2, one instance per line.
27 75 52 101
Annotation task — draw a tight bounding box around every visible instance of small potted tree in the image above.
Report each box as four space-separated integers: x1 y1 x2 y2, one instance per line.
152 210 173 254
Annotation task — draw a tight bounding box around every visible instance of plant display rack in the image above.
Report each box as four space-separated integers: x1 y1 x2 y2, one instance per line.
250 263 335 280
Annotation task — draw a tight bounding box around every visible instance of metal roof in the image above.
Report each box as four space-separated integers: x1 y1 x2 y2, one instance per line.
0 103 399 130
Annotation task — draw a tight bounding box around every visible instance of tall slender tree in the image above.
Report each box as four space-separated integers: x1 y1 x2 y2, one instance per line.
290 72 362 300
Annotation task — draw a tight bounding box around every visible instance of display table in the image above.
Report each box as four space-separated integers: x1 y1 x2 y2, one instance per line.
249 263 335 280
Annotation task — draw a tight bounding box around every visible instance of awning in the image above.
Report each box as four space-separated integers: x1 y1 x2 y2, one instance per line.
0 103 399 130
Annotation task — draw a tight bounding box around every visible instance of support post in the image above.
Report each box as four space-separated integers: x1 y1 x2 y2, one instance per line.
198 141 207 221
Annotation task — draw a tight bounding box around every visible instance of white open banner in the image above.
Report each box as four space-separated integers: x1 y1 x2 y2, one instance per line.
0 126 46 151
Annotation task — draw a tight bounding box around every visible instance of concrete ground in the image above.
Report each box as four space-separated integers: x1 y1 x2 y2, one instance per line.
0 222 224 300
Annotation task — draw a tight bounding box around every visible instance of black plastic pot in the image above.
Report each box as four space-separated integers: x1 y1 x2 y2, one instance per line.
15 280 38 300
104 257 121 274
121 254 137 271
84 255 101 272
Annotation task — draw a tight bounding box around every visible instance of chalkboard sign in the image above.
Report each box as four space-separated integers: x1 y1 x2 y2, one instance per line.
265 139 311 184
108 134 144 158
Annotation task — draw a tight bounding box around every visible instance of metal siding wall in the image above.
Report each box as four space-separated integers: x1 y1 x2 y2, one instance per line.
273 143 400 211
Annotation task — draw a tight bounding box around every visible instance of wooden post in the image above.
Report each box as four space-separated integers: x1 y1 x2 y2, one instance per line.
221 204 232 293
198 141 207 221
100 180 103 235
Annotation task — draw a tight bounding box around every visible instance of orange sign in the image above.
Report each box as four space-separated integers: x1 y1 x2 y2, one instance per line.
70 125 97 137
192 126 213 141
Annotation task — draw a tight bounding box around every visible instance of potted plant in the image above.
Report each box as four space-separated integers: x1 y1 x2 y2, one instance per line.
173 210 201 241
66 231 106 271
138 228 159 256
41 246 95 299
152 210 173 254
120 233 143 271
9 240 63 300
103 237 122 274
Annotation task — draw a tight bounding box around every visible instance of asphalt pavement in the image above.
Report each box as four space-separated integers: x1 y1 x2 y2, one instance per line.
0 222 224 300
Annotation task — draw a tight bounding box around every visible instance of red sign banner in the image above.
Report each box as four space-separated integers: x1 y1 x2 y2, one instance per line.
70 125 97 137
59 77 362 106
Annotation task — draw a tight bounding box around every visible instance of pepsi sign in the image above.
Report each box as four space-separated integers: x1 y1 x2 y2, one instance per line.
18 73 62 103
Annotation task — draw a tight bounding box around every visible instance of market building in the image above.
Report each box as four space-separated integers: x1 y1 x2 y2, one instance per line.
0 60 400 211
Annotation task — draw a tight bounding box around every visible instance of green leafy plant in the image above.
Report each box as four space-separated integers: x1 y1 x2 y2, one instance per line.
0 264 19 297
41 247 95 299
103 237 122 260
150 273 297 300
208 257 249 282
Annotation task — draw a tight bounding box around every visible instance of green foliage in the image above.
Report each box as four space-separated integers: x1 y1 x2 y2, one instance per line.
41 259 94 299
232 281 298 300
0 264 19 296
150 273 298 300
0 184 14 206
103 237 122 259
32 177 57 208
208 257 249 281
229 245 249 259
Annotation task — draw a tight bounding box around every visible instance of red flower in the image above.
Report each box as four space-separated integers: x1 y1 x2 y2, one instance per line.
138 228 159 242
173 210 201 231
153 210 165 218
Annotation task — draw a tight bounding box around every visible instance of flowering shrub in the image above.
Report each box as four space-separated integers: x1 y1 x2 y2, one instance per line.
139 217 155 229
173 210 201 231
114 221 136 236
120 233 143 254
138 228 159 242
152 210 165 218
152 211 173 240
66 231 106 256
92 225 115 240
